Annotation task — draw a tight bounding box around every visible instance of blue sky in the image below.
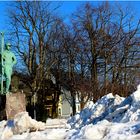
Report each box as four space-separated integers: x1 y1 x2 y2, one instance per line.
0 1 140 32
0 1 8 31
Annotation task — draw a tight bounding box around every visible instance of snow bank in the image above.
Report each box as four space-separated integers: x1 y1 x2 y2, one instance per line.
119 85 140 123
68 93 125 128
66 84 140 139
1 112 46 139
13 112 46 133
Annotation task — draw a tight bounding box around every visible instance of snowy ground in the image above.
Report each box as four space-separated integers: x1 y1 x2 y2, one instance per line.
0 118 69 140
1 85 140 139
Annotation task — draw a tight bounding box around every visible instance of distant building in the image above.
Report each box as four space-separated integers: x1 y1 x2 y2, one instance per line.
58 87 81 118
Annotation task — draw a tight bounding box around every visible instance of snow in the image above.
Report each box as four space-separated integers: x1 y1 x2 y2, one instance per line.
1 84 140 139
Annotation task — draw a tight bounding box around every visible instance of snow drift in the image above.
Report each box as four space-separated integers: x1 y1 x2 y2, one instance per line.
68 85 140 128
67 85 140 139
1 112 46 139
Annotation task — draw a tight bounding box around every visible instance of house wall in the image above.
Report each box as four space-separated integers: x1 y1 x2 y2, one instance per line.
62 100 72 117
59 88 81 118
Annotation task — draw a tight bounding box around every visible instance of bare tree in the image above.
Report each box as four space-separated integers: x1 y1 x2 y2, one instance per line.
7 1 64 118
8 1 62 91
71 2 140 101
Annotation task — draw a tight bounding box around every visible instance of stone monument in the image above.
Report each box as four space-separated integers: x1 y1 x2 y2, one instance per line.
0 32 26 121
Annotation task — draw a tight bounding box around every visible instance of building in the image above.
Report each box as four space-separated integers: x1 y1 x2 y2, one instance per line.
58 87 81 118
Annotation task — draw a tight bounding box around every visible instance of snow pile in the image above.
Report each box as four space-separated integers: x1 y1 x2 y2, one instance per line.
132 84 140 102
68 93 125 128
67 120 140 140
13 112 46 133
0 118 68 140
1 112 46 139
121 85 140 123
68 85 140 129
66 84 140 139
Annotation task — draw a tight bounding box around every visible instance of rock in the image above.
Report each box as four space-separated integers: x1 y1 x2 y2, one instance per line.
6 93 26 119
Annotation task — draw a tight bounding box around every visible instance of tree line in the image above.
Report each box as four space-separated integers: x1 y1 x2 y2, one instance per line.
7 1 140 116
